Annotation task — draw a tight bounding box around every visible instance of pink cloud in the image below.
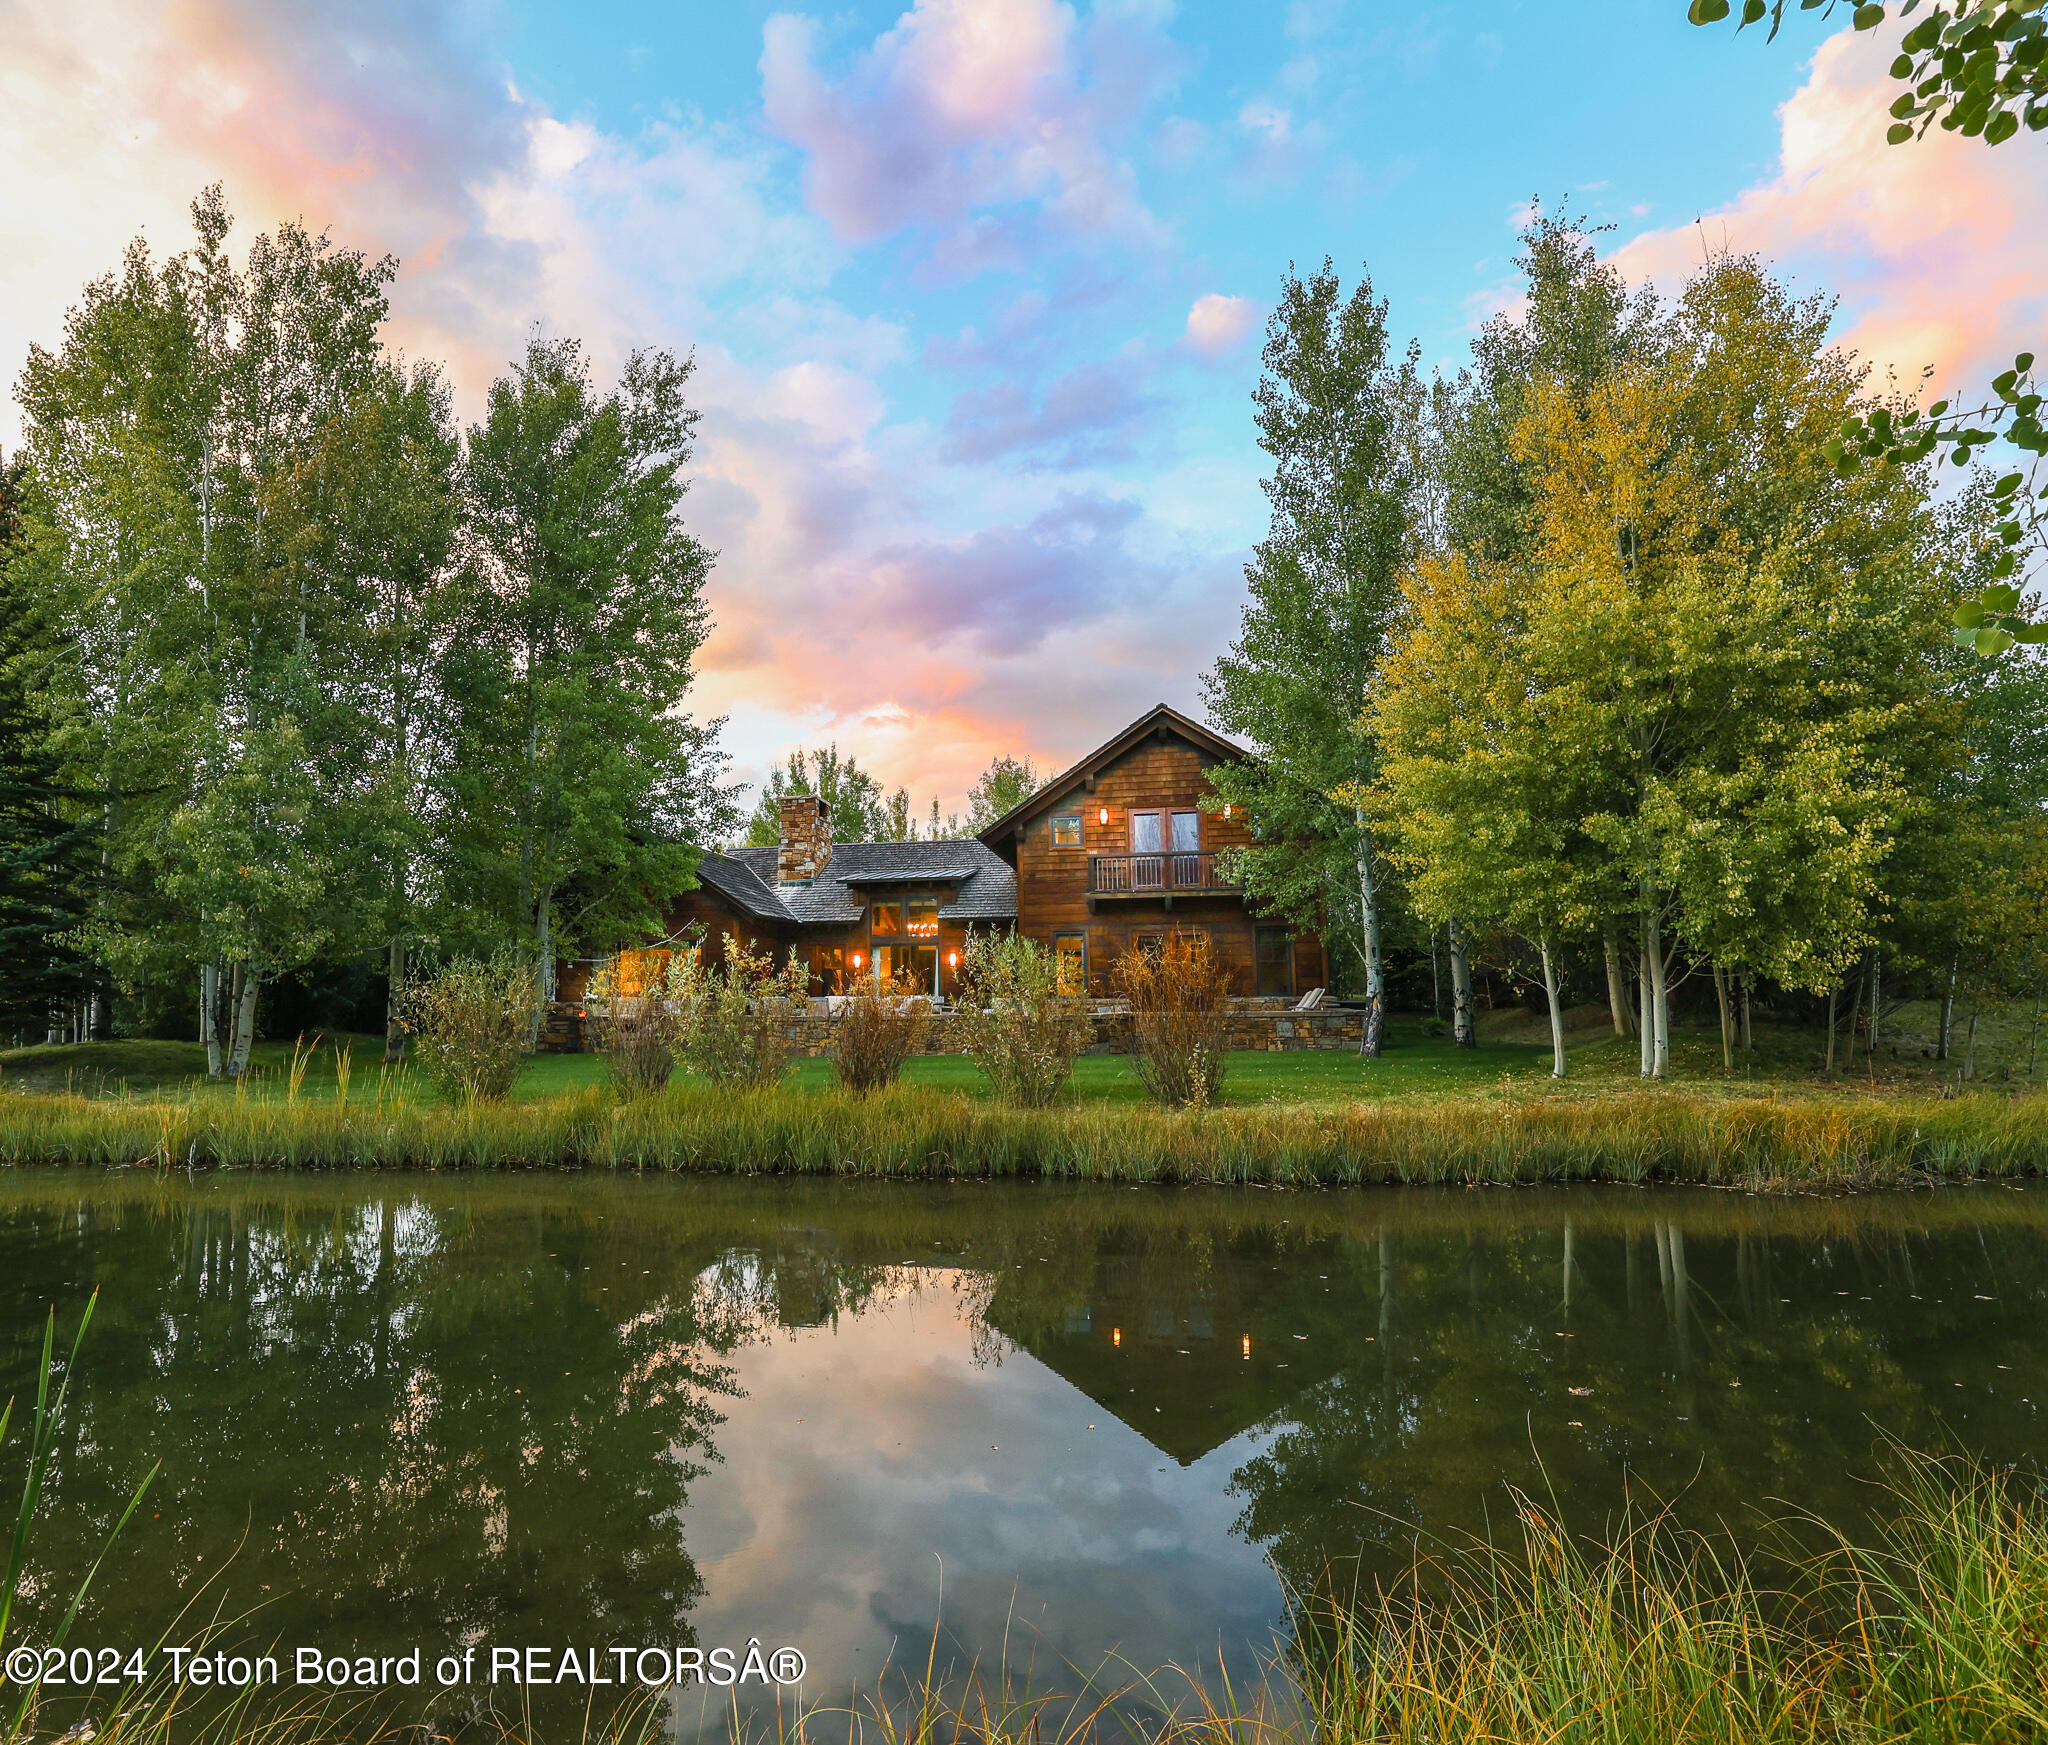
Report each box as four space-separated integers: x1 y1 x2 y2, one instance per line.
1183 293 1256 360
759 0 1168 258
1610 24 2048 398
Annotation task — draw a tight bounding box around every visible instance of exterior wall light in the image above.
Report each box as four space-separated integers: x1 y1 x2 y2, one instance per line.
1223 803 1233 819
947 951 958 967
851 952 863 969
1242 1335 1252 1360
1098 806 1109 825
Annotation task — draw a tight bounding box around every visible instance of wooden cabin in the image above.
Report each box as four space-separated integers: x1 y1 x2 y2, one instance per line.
976 703 1326 997
561 703 1325 1007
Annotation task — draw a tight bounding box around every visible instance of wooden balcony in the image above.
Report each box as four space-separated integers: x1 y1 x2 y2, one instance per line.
1087 851 1239 908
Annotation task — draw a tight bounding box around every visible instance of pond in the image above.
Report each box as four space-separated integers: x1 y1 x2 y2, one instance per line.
2 1172 2043 1737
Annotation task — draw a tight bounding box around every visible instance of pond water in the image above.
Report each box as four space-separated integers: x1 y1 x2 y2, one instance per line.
2 1172 2044 1737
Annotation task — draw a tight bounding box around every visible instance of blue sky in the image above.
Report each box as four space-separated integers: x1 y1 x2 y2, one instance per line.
3 0 2041 808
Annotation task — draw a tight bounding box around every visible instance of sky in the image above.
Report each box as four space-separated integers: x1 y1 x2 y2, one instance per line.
3 0 2044 816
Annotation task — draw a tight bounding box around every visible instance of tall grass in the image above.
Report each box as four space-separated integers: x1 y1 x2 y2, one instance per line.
1 1082 2044 1185
1274 1449 2048 1745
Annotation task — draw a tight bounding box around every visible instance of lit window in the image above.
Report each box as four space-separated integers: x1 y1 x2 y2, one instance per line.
1051 814 1083 847
1054 933 1087 995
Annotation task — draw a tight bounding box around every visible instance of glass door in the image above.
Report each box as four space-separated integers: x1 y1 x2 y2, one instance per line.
1128 811 1164 888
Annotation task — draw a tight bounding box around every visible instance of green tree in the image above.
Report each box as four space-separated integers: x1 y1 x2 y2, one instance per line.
264 359 461 1061
743 744 893 844
446 336 724 1041
1202 261 1419 1054
14 188 397 1074
0 456 97 1043
966 754 1039 831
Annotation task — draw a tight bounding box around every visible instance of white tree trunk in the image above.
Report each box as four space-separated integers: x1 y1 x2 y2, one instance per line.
1447 919 1475 1049
200 961 225 1078
1637 945 1655 1078
226 963 260 1078
1353 809 1384 1057
1540 933 1566 1079
1641 907 1669 1079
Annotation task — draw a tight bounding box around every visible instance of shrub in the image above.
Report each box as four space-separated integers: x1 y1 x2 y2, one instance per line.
403 952 531 1104
1115 932 1231 1108
586 950 693 1099
829 971 935 1094
684 940 810 1089
954 930 1094 1106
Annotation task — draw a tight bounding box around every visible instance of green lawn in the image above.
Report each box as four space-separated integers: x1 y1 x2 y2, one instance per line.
3 1001 2039 1108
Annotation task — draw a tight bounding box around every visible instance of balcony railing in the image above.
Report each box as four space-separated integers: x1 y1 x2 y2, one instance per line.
1088 851 1239 895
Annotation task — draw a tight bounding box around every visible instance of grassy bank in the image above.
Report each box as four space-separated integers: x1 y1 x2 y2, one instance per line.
1 1078 2044 1186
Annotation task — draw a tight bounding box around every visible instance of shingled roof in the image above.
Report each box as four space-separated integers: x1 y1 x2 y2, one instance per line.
698 838 1017 927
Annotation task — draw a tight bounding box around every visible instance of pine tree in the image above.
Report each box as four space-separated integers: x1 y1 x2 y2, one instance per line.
0 458 97 1042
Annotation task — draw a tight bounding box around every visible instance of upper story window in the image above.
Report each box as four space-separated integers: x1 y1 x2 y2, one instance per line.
1050 813 1083 848
1129 810 1200 853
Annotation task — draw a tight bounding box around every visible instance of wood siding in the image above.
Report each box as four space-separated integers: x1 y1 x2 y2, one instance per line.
1005 730 1323 996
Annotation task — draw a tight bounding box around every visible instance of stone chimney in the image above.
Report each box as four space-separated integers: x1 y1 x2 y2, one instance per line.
777 794 833 884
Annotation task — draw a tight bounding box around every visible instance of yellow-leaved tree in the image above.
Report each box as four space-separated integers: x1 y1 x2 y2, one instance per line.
1371 253 1945 1078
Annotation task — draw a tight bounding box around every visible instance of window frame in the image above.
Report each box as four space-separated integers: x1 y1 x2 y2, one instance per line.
1050 813 1084 848
1170 809 1201 853
1127 809 1163 854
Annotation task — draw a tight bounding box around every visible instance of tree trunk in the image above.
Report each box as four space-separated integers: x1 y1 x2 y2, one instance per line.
1430 927 1441 1021
1642 907 1670 1079
1539 933 1566 1079
1353 810 1385 1058
1740 971 1753 1053
1965 1006 1980 1081
384 936 408 1065
1713 963 1734 1073
1825 984 1838 1077
200 961 225 1079
527 896 556 1052
1869 951 1882 1061
1447 919 1475 1049
1638 945 1655 1078
226 964 260 1078
1602 921 1634 1037
1938 957 1956 1061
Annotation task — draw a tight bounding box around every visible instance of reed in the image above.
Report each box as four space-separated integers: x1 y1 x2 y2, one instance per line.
1 1081 2044 1186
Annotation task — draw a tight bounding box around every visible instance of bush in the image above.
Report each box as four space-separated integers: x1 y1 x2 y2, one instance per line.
586 951 693 1099
1115 932 1231 1108
954 931 1094 1106
829 971 934 1094
403 952 531 1104
684 940 810 1089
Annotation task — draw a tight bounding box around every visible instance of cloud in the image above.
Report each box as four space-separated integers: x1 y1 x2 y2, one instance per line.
759 0 1170 260
1183 294 1256 361
1610 24 2048 397
941 354 1159 465
868 493 1155 654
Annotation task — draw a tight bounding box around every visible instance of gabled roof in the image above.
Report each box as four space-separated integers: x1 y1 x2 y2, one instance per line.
975 703 1250 850
694 838 1018 928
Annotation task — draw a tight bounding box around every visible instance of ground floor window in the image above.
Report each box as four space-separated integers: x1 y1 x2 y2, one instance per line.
1255 927 1293 997
811 946 847 994
1054 932 1087 995
874 943 937 993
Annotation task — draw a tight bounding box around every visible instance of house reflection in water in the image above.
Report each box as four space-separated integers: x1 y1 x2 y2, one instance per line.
981 1235 1364 1465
